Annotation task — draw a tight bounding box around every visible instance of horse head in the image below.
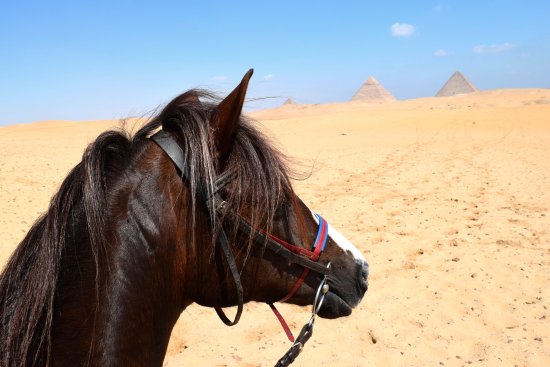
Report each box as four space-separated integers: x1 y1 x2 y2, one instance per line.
151 69 369 320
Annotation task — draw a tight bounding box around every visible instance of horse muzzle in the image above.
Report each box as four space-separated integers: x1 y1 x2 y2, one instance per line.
317 259 369 319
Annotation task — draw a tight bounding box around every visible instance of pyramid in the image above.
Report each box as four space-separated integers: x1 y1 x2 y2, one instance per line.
351 76 396 102
436 71 478 97
283 98 298 106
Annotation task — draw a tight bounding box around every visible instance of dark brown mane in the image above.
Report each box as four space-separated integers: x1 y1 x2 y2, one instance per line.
0 90 295 366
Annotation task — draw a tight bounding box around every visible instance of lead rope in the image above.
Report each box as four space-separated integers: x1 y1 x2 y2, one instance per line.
273 266 331 367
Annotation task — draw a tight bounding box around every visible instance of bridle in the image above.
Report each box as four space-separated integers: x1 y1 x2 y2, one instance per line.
151 130 333 366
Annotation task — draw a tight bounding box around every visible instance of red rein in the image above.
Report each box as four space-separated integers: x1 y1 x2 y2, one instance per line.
265 215 329 342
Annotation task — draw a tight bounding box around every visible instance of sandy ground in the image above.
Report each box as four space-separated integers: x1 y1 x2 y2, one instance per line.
1 89 549 366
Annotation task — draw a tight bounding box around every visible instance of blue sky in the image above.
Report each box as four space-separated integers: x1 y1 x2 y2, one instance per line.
1 1 549 125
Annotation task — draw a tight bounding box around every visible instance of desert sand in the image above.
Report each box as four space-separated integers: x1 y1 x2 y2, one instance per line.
1 89 549 366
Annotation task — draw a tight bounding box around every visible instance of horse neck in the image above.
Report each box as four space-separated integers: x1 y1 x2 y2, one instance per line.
52 146 192 366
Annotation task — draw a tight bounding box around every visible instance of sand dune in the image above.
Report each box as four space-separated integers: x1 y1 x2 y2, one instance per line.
1 89 549 366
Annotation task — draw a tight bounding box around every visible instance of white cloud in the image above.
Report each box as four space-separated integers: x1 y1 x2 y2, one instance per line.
263 74 275 81
473 42 516 54
434 49 448 57
210 75 227 81
432 4 442 12
391 23 415 37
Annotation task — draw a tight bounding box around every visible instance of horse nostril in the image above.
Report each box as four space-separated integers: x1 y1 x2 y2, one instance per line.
361 261 369 280
355 260 369 296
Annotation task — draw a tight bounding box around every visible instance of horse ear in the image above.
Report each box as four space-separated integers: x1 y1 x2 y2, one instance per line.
213 69 253 159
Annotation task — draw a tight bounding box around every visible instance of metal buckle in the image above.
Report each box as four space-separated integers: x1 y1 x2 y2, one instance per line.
311 262 331 318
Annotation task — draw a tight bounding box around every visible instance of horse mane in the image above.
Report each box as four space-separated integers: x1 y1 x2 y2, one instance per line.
0 124 134 365
0 90 295 366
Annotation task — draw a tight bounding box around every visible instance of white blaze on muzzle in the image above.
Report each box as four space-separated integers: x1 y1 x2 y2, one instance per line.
311 211 366 263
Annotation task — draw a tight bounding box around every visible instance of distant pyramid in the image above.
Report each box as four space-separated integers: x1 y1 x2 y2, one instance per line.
351 76 396 102
283 98 298 106
436 71 478 97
